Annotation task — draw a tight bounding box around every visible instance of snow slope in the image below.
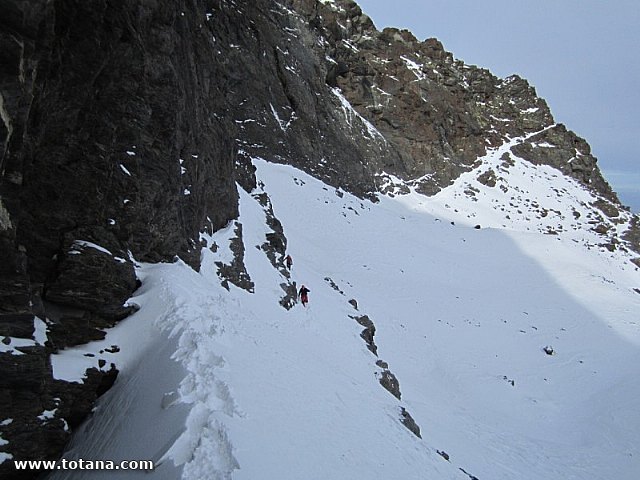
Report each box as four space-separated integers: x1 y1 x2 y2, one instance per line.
46 145 640 479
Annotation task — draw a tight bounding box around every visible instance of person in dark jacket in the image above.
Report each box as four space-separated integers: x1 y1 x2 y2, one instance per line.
298 285 310 307
285 254 293 270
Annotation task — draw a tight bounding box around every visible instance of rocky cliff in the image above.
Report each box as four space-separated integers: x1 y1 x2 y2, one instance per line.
0 0 637 477
1 0 239 476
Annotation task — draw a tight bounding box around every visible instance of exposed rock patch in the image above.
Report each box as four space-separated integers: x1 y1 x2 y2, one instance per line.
215 222 254 293
325 277 345 295
279 282 299 310
378 369 401 400
510 125 615 202
350 314 377 355
477 169 497 188
399 407 421 439
437 450 450 461
251 189 303 309
346 306 422 440
254 192 289 275
459 467 481 480
623 217 640 254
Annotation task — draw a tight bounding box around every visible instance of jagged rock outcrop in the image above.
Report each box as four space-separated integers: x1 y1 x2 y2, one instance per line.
510 124 615 201
351 314 377 355
1 0 638 475
399 407 421 439
287 0 638 251
214 222 255 292
290 0 556 193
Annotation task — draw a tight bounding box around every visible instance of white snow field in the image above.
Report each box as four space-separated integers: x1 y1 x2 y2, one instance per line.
48 143 639 479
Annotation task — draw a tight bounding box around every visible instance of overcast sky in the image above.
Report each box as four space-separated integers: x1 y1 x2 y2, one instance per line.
356 0 640 212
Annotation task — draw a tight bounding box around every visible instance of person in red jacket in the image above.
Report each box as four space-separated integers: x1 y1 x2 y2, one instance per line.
298 285 310 307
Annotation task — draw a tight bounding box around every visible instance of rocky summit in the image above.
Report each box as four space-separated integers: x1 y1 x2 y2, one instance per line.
0 0 638 477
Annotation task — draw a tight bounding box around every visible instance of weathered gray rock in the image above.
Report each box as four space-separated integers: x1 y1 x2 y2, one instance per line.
290 1 554 194
459 467 481 480
510 124 615 201
379 369 401 400
623 217 640 254
279 282 299 310
477 169 498 188
399 406 422 438
254 192 290 277
351 314 378 355
215 222 255 293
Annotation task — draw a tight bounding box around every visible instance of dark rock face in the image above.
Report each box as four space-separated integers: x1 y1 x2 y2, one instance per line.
399 406 421 439
623 217 640 257
0 345 69 478
351 314 377 355
45 234 138 321
218 0 388 200
5 1 238 273
1 0 238 475
379 369 401 400
215 222 255 293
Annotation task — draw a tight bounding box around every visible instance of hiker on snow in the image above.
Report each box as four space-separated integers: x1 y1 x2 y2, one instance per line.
285 254 293 270
299 285 310 307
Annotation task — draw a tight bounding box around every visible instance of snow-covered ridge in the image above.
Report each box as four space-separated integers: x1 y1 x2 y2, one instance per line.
381 132 638 263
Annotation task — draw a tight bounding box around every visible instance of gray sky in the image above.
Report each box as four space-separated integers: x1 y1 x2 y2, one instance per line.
356 0 640 212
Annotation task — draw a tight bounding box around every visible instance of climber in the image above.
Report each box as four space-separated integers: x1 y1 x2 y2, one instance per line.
298 285 310 307
285 254 293 270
